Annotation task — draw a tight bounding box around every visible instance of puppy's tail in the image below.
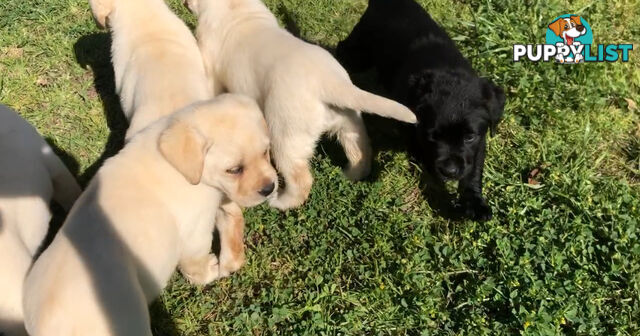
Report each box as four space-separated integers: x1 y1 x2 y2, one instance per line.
41 144 82 212
322 81 417 124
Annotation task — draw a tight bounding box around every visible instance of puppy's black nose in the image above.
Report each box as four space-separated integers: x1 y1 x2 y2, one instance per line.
259 182 275 197
438 164 460 179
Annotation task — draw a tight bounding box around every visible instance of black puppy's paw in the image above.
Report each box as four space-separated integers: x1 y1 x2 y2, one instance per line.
458 196 492 222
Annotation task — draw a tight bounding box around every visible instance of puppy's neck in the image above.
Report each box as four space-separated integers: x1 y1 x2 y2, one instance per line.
110 0 171 25
196 0 276 39
196 0 276 76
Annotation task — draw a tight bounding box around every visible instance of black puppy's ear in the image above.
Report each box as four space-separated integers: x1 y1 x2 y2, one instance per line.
480 79 505 136
407 71 435 107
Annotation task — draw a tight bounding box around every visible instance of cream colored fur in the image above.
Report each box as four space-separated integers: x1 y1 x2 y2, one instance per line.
89 0 213 140
188 0 417 210
0 105 81 336
91 0 248 292
23 95 277 336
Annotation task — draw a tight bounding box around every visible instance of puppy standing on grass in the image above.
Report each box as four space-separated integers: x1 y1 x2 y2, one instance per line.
89 0 248 277
337 0 505 221
0 105 81 336
89 0 213 140
186 0 417 210
23 96 278 336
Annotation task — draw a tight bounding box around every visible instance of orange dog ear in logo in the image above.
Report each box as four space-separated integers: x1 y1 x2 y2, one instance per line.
548 18 564 36
570 16 582 25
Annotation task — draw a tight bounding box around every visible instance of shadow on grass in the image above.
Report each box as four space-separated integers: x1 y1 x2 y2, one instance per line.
73 33 128 186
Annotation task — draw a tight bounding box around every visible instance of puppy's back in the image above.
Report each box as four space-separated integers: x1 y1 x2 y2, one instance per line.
99 0 211 139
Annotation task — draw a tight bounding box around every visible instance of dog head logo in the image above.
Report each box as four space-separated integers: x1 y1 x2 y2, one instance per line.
545 14 593 63
548 16 586 45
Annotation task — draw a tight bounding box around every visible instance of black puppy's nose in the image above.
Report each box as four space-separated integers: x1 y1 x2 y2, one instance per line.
259 182 275 197
438 164 460 179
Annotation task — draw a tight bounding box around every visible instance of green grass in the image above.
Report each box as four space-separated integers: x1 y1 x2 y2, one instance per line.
2 0 640 334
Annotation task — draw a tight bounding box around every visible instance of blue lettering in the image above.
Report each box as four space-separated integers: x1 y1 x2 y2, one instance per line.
584 45 597 62
605 45 618 62
618 44 633 62
597 44 604 61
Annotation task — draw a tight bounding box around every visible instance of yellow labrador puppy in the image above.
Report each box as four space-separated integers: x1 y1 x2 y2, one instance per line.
23 95 277 336
187 0 417 210
89 0 213 140
0 105 81 336
91 0 249 278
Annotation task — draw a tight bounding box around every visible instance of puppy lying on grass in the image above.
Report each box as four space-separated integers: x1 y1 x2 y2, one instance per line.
186 0 416 210
89 0 212 141
23 96 277 336
337 0 505 221
0 105 81 336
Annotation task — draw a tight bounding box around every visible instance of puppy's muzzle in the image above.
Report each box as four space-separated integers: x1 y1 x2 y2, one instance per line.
436 158 464 180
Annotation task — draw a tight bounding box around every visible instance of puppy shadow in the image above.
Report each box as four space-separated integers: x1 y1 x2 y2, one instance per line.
71 33 180 336
277 4 336 54
0 319 23 336
73 33 128 185
278 4 301 40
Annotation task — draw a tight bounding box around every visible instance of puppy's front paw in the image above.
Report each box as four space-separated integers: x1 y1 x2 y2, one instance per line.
458 196 492 222
268 193 304 210
219 254 245 278
179 254 220 285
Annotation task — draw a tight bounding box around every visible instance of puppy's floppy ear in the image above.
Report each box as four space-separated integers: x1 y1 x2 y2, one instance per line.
480 78 505 136
548 18 564 36
158 119 210 185
89 0 113 29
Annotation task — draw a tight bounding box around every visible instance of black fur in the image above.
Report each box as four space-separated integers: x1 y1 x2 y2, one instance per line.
337 0 505 221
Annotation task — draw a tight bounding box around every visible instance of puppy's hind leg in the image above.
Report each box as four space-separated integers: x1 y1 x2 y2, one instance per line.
266 98 322 210
333 109 372 181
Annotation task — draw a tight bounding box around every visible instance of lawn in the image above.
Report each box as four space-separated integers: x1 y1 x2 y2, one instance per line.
1 0 639 334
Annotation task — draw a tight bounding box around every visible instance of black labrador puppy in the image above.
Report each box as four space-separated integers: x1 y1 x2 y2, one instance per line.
337 0 505 221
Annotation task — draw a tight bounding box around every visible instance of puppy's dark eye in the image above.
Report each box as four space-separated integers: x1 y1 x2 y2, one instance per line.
263 149 269 157
464 134 477 143
226 166 244 175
